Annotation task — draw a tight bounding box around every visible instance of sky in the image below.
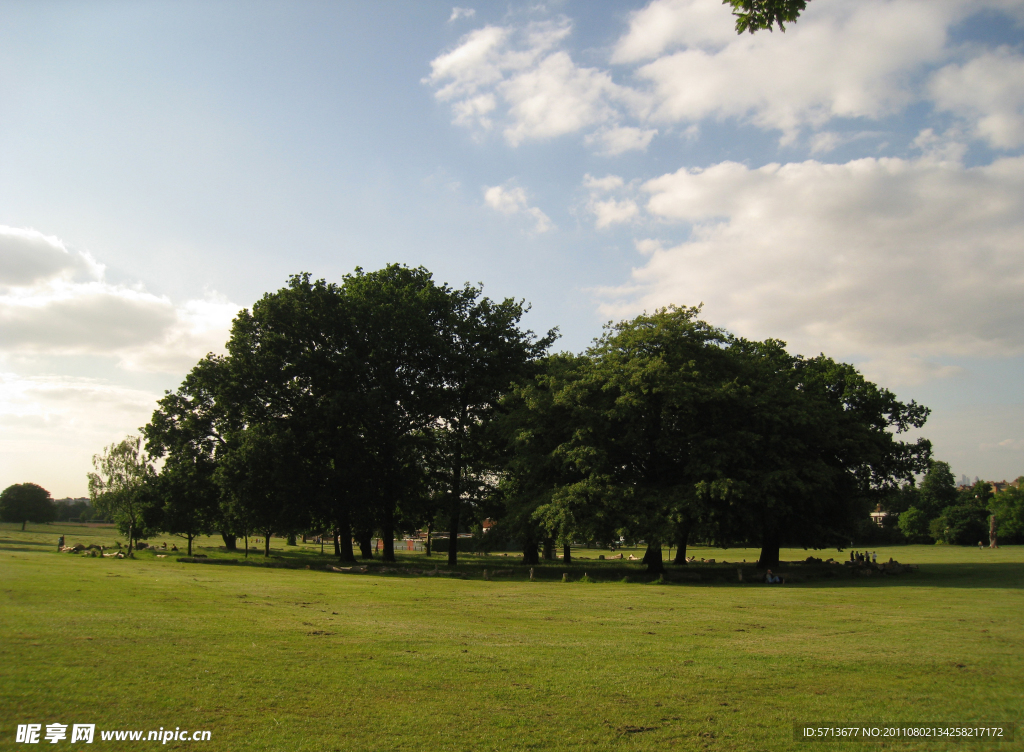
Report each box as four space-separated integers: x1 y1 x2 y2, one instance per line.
2 0 1023 497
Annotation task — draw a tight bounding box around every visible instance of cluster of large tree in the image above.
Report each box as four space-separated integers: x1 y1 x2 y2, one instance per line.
122 266 554 561
493 306 932 570
88 270 932 568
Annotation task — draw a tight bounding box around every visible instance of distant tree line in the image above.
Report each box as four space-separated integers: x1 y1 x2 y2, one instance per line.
881 463 1024 546
82 266 942 568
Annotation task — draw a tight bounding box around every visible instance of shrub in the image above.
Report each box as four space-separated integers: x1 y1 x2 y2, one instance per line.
932 504 991 545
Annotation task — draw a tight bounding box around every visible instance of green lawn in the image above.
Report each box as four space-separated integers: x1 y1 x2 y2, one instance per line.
1 524 1022 751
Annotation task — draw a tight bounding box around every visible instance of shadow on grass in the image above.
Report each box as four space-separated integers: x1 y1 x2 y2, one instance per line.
156 548 1024 590
0 537 57 548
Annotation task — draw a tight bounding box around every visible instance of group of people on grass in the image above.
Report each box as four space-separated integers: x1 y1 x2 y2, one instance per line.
850 550 877 564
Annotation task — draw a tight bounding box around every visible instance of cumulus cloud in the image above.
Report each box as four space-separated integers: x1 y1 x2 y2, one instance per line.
0 226 238 372
929 47 1024 149
0 226 103 287
428 0 1024 151
582 173 640 228
425 18 643 147
584 125 658 155
631 0 961 140
611 0 738 62
596 154 1024 383
483 183 554 232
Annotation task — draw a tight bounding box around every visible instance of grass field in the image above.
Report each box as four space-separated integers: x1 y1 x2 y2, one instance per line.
2 523 1022 751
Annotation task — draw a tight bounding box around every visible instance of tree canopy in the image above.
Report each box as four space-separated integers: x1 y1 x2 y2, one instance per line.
724 0 809 34
0 483 55 531
87 266 944 567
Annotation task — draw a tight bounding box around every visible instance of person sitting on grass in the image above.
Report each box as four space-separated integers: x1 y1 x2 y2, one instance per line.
765 569 784 584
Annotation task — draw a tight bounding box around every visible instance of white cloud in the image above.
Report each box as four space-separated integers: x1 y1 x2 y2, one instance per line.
590 198 640 229
929 47 1024 149
612 0 738 63
584 125 658 155
0 226 103 287
425 25 512 103
483 183 554 232
0 226 238 372
597 154 1024 382
582 173 640 228
633 0 959 140
980 438 1024 452
427 0 1024 150
449 7 476 23
425 18 642 148
501 51 625 145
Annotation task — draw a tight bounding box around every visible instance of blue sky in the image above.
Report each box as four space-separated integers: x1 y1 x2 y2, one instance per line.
2 0 1023 496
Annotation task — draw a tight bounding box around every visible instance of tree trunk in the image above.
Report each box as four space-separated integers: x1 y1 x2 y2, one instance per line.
244 533 248 558
381 502 396 563
542 538 555 561
642 541 665 573
673 517 691 564
264 530 271 557
333 528 341 557
21 519 26 531
447 484 462 567
522 530 539 565
563 543 572 564
757 527 780 569
187 533 194 557
425 519 433 557
336 519 356 563
221 533 237 551
447 407 466 567
127 523 135 555
358 531 373 559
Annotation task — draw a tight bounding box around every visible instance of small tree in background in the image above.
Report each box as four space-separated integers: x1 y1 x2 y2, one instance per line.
88 435 155 555
0 483 55 531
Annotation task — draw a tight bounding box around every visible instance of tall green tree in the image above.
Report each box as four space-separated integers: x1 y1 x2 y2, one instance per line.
726 344 931 567
0 483 55 531
338 265 454 562
88 436 155 554
225 274 365 561
434 284 557 565
144 356 229 556
496 353 594 564
532 307 740 573
917 460 959 518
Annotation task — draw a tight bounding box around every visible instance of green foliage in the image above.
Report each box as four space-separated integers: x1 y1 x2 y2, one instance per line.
0 483 55 529
898 506 933 544
916 460 959 518
959 480 994 507
724 0 809 34
990 485 1024 543
932 504 991 545
87 436 155 554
